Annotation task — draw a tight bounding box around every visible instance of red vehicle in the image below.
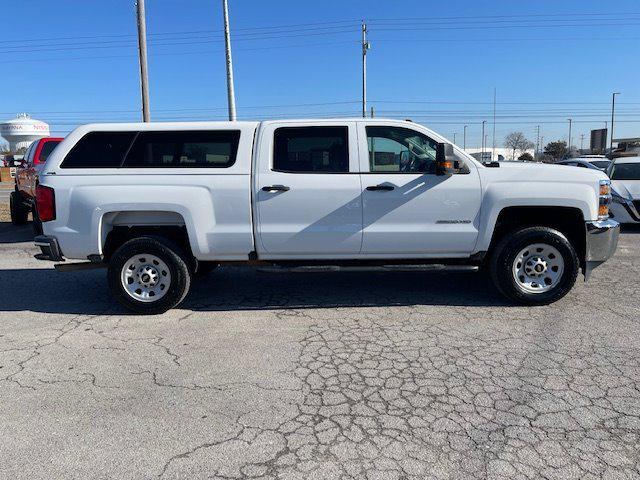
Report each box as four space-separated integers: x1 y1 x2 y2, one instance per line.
10 137 63 232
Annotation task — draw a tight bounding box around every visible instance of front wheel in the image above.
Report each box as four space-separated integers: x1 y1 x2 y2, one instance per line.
490 227 579 305
107 237 192 314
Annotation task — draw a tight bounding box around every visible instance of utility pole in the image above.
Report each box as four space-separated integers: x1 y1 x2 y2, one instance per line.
370 106 375 118
610 92 620 155
463 125 467 151
492 88 497 161
567 118 572 152
481 120 487 160
361 21 371 118
135 0 151 122
580 134 585 151
222 0 237 121
535 125 540 159
452 133 457 145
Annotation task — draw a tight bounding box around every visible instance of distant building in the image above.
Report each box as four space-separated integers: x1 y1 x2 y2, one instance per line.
464 146 533 162
612 137 640 157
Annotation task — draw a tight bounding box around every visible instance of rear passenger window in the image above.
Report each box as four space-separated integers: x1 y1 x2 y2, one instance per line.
61 132 136 168
273 126 348 173
123 130 240 168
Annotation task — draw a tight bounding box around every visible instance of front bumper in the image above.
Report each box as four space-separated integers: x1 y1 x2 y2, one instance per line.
34 235 64 262
584 219 620 279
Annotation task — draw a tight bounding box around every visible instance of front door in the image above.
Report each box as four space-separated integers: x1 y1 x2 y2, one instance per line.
358 123 481 256
255 122 363 258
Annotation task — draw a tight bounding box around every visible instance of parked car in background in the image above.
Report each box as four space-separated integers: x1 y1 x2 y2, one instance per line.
556 156 611 171
10 137 63 232
33 119 618 313
607 156 640 224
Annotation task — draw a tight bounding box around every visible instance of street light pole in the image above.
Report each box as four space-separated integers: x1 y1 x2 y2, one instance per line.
222 0 237 121
610 92 620 156
567 118 572 153
492 87 497 161
463 125 467 151
135 0 151 122
452 133 457 145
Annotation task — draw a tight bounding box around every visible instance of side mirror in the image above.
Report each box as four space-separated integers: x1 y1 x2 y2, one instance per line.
436 143 456 176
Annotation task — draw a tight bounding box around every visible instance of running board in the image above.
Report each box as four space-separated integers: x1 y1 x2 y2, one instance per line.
257 265 479 274
54 262 107 272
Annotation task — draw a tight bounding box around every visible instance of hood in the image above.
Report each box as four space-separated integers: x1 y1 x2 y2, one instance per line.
480 162 606 184
612 179 640 199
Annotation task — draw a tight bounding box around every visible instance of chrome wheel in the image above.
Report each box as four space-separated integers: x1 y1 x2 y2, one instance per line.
120 254 171 303
512 243 564 294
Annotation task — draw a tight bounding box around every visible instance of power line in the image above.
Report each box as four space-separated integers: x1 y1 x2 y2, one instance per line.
0 19 361 44
0 41 356 64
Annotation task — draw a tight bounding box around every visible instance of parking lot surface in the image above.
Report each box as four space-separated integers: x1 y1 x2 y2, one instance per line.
0 221 639 479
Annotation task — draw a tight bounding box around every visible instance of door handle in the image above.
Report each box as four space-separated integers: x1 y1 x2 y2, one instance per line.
366 184 395 191
261 185 290 192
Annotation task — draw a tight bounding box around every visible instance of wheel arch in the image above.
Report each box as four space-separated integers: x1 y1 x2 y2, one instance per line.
486 206 586 269
100 210 195 265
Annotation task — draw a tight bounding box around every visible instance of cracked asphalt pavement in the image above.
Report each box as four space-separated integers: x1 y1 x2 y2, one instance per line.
1 222 639 479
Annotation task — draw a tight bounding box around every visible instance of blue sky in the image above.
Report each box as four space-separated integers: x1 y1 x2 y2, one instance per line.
2 0 639 149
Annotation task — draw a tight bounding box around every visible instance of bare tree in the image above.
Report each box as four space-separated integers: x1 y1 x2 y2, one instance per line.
504 132 535 160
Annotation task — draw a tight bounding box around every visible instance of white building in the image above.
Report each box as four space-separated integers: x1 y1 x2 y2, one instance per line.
0 113 50 152
464 146 535 162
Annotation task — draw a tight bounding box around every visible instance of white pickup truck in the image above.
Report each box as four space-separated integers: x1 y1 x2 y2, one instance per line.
34 119 619 314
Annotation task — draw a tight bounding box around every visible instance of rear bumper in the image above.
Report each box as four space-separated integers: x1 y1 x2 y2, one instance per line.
34 235 64 262
584 219 619 279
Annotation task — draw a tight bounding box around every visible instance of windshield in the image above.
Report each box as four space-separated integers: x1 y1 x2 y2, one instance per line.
590 160 610 169
610 163 640 180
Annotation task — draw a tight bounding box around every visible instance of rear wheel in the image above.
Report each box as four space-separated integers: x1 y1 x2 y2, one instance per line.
490 227 579 305
9 191 28 225
108 237 192 314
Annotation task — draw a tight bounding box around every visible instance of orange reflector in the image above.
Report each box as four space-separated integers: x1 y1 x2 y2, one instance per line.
598 205 609 217
441 161 453 169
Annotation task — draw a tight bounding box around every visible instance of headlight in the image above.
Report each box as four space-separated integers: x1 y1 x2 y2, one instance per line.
598 179 611 219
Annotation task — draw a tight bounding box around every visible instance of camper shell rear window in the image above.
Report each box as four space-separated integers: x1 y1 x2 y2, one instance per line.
61 130 241 169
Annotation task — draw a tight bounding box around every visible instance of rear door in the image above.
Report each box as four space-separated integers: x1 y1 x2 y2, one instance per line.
255 122 363 258
357 122 482 256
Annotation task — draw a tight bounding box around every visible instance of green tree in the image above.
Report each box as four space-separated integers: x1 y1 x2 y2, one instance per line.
543 141 568 161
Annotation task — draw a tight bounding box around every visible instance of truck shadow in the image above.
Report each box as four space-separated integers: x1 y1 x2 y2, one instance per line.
0 267 510 315
621 224 640 235
0 222 34 244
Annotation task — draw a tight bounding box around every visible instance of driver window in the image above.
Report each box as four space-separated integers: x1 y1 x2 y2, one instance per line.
366 126 438 173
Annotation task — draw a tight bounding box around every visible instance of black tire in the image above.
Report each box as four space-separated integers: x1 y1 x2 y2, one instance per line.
490 227 579 305
9 191 28 225
32 207 43 235
107 236 192 314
